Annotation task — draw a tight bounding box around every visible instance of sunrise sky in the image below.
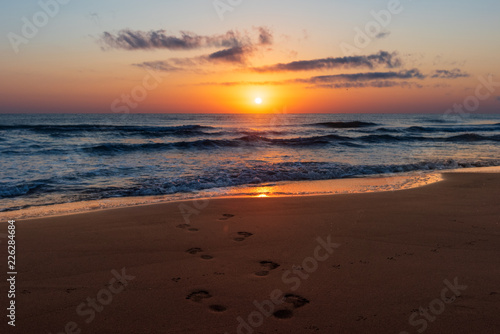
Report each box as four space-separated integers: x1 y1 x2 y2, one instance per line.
1 0 499 113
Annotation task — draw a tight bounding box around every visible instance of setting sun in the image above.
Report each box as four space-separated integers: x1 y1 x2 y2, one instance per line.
254 97 262 104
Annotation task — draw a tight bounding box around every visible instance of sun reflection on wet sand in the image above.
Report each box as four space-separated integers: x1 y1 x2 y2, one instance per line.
226 172 443 199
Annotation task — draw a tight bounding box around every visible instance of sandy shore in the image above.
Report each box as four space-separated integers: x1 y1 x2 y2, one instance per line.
1 172 500 333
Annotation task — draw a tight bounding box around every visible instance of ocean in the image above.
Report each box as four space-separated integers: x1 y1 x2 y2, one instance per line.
1 113 500 215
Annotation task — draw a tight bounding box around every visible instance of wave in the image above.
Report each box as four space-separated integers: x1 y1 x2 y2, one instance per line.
406 124 500 133
4 132 500 156
83 135 356 154
445 134 500 142
0 180 54 198
3 159 500 205
0 124 217 137
311 121 377 128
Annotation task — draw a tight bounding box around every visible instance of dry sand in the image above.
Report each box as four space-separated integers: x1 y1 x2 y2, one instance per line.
1 172 500 334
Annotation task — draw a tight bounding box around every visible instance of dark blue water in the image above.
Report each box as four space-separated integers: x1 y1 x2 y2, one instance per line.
1 113 500 212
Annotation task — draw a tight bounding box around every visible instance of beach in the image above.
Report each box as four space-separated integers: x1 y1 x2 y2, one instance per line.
1 171 499 334
3 0 500 332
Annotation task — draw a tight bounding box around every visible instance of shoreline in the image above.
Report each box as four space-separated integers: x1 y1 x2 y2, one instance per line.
1 171 499 333
1 165 500 222
1 170 444 222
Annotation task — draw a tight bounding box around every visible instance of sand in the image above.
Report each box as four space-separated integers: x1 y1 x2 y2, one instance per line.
1 172 500 334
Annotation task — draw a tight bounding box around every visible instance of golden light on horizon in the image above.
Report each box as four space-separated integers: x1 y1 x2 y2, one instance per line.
252 186 273 197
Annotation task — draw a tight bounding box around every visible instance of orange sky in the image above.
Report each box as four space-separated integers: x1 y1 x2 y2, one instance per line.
1 0 499 113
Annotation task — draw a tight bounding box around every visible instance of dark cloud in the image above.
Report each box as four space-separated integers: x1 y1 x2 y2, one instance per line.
134 61 182 72
99 27 271 51
375 31 390 39
251 51 401 73
208 46 249 63
314 81 422 89
130 28 273 70
200 69 425 89
296 69 425 84
135 45 254 71
431 68 469 79
256 26 273 45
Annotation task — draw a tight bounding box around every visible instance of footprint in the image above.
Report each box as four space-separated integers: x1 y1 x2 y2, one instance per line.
177 224 199 232
209 304 227 312
186 290 212 303
260 261 280 270
284 294 309 308
305 325 320 331
273 309 293 319
219 214 235 221
254 261 280 276
201 255 213 260
271 294 309 319
186 247 203 255
233 231 253 242
171 277 181 282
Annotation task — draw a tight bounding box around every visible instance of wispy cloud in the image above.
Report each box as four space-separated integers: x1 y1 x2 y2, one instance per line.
256 26 273 45
431 68 469 79
375 31 391 39
296 69 425 84
99 27 272 51
250 51 401 73
135 44 256 70
313 81 422 89
199 69 425 89
208 46 249 63
196 80 283 87
135 61 183 72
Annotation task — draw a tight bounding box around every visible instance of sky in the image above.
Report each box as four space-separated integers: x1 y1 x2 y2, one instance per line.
1 0 500 114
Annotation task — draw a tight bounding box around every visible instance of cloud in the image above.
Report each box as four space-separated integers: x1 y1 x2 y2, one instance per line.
196 80 283 87
375 31 391 39
135 45 255 71
199 69 425 89
208 46 249 63
115 27 273 71
251 51 401 73
99 27 271 51
296 69 425 84
496 96 500 102
135 61 183 72
256 26 273 45
431 68 469 79
313 81 422 89
136 50 401 73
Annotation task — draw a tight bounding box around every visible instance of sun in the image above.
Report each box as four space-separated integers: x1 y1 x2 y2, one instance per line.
254 97 262 105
